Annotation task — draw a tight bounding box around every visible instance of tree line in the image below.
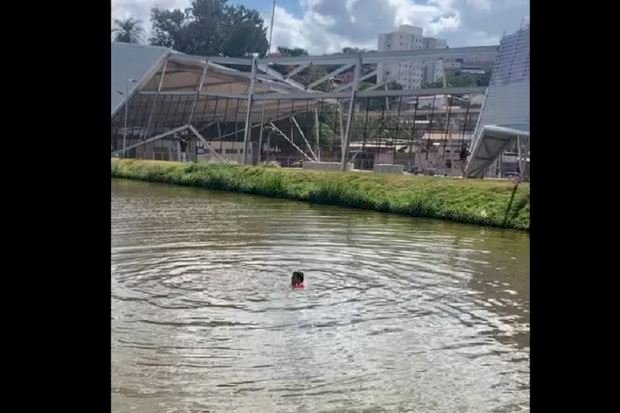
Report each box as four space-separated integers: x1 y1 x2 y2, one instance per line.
113 0 269 57
111 1 377 60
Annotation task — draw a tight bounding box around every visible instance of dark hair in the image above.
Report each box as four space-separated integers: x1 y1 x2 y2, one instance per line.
291 271 304 286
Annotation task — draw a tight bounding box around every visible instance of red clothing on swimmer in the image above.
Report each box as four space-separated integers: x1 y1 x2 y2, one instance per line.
291 271 305 289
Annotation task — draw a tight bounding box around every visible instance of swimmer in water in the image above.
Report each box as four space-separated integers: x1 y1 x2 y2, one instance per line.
291 271 304 289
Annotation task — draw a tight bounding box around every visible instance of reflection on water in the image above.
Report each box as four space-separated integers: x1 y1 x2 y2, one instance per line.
112 179 529 412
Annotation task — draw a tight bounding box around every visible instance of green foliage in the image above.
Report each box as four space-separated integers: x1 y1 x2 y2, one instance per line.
277 47 308 57
112 18 145 43
112 159 530 230
422 70 492 88
444 70 492 87
423 80 444 88
222 21 269 57
149 0 269 57
360 81 404 111
342 47 367 54
311 122 338 150
271 47 333 91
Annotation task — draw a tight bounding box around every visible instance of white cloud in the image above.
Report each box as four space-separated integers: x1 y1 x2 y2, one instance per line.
111 0 529 53
111 0 191 35
465 0 492 11
267 0 466 54
265 0 528 53
389 0 459 32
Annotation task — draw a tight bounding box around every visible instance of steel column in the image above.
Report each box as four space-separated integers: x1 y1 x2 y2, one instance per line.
340 54 362 171
242 56 258 164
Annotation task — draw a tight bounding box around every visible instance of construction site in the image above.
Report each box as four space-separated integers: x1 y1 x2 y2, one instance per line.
111 25 529 180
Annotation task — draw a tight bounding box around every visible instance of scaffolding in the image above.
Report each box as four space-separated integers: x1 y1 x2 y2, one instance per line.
111 43 498 175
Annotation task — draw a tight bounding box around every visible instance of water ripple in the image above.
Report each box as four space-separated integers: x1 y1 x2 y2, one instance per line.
112 179 529 413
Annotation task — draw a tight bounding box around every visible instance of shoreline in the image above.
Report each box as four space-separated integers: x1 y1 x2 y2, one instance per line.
111 159 529 231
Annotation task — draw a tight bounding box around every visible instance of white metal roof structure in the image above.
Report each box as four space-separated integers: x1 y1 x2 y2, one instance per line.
111 42 310 120
111 43 170 114
465 26 530 178
111 42 498 167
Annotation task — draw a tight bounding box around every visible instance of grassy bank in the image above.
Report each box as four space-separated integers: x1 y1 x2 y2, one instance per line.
111 159 530 231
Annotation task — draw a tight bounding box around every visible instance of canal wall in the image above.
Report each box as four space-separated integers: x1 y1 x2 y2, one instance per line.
111 159 529 231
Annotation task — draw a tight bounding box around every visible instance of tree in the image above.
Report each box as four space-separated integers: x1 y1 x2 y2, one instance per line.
222 21 269 57
149 9 185 48
221 5 268 56
387 81 403 90
311 122 337 151
226 5 265 28
277 46 308 57
112 18 144 43
423 80 444 88
272 47 333 91
476 70 492 86
442 69 492 88
342 47 366 54
299 65 333 91
271 47 308 76
149 0 269 57
360 81 403 111
447 73 476 87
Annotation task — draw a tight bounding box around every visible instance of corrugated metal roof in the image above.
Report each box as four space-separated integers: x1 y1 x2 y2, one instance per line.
464 26 529 177
476 25 529 132
111 42 170 114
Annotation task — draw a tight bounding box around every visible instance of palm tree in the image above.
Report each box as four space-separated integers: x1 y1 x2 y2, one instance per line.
112 18 144 43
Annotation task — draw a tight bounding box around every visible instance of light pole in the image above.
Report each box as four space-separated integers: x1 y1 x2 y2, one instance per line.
268 0 276 56
116 78 137 158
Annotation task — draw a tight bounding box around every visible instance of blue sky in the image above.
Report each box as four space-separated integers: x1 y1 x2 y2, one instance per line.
228 0 303 16
112 0 529 54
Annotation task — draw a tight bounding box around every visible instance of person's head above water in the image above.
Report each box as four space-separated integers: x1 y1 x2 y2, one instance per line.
291 271 304 288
